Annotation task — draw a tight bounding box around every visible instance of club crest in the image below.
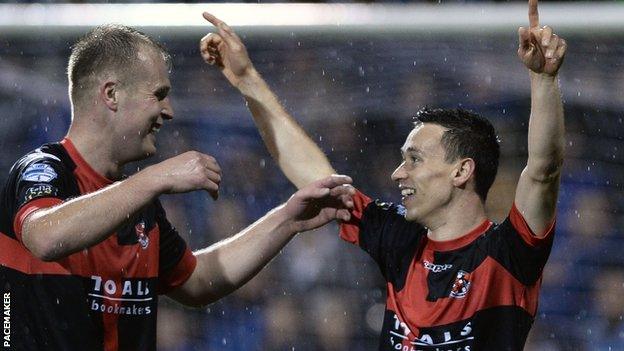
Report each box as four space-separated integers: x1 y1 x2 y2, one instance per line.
135 221 149 249
450 270 471 298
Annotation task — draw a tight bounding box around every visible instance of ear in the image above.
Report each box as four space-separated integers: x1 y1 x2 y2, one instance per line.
451 158 476 188
100 81 119 112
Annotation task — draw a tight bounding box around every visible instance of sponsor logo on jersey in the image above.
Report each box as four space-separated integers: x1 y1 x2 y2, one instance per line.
389 313 474 350
88 276 153 316
23 184 58 202
423 260 453 273
22 163 57 182
135 221 149 249
450 270 471 298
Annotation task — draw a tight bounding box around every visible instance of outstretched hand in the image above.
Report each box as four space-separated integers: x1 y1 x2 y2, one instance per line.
518 0 567 76
282 175 356 233
200 12 255 87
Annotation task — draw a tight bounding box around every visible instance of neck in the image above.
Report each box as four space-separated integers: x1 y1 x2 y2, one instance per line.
424 193 488 242
66 124 123 180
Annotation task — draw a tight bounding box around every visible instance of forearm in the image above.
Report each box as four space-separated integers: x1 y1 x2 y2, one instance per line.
184 205 295 305
22 175 160 261
526 72 565 180
237 69 335 188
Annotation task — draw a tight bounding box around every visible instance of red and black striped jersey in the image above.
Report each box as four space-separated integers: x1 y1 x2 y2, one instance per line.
340 190 554 351
0 138 196 351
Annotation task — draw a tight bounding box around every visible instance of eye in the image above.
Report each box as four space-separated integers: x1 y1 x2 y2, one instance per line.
154 91 167 101
154 87 170 101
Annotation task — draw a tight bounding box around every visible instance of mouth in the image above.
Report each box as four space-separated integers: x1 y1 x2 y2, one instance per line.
400 186 416 203
149 122 162 134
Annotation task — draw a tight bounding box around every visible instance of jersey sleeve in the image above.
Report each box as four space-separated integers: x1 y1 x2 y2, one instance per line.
339 189 426 281
10 153 74 242
155 202 197 294
486 203 555 286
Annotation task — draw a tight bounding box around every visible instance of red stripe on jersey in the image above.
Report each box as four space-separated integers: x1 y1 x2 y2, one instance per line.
509 202 555 246
13 197 64 243
0 234 71 275
386 254 542 337
158 249 198 294
103 312 119 351
339 190 372 245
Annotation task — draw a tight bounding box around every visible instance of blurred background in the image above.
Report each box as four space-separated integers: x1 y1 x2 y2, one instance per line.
1 2 623 350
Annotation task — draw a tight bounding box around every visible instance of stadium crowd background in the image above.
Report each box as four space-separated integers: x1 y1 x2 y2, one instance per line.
1 2 623 350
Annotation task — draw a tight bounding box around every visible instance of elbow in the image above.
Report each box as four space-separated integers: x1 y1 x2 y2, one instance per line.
21 221 65 262
173 291 222 309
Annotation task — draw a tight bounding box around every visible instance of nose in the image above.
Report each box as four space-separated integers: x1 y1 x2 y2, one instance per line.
391 161 407 182
161 97 174 121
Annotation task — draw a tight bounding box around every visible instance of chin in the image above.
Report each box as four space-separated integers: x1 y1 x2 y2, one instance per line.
403 210 419 222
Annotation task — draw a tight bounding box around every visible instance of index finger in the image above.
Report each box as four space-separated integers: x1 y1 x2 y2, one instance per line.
528 0 539 28
202 12 226 28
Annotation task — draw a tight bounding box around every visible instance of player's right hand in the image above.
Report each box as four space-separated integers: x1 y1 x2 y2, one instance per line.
200 12 255 88
141 151 221 199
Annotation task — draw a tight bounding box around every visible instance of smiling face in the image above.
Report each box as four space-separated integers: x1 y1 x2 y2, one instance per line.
391 123 459 223
114 48 173 162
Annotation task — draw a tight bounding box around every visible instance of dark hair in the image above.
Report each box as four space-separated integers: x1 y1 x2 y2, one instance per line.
67 24 170 102
414 107 500 201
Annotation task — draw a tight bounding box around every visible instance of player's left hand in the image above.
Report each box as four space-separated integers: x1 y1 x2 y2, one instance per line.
518 0 567 76
282 175 355 233
200 12 255 88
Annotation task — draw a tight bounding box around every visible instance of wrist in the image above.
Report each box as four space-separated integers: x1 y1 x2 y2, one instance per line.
270 204 300 238
131 167 167 197
235 68 265 97
530 71 558 82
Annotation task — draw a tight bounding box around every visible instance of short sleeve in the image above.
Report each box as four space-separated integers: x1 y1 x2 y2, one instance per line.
339 189 426 282
155 203 197 294
486 203 555 286
10 153 73 242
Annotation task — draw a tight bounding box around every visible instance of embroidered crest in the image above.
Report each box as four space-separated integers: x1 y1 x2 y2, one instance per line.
135 221 149 249
450 270 471 298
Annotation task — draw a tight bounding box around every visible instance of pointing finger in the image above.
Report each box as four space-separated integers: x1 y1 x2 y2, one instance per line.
202 12 225 28
528 0 539 29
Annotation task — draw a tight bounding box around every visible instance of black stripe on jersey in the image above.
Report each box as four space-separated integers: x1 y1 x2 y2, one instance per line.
1 267 104 350
156 201 188 275
358 200 427 291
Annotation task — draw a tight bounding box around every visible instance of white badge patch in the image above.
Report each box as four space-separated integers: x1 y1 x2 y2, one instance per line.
22 163 58 182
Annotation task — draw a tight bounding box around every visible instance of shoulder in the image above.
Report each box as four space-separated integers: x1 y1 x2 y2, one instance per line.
10 143 75 180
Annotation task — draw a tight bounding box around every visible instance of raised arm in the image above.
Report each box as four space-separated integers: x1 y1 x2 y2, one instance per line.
200 13 335 189
514 0 567 236
169 175 354 306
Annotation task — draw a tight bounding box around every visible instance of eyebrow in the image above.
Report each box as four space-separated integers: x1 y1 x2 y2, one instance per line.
401 146 424 155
